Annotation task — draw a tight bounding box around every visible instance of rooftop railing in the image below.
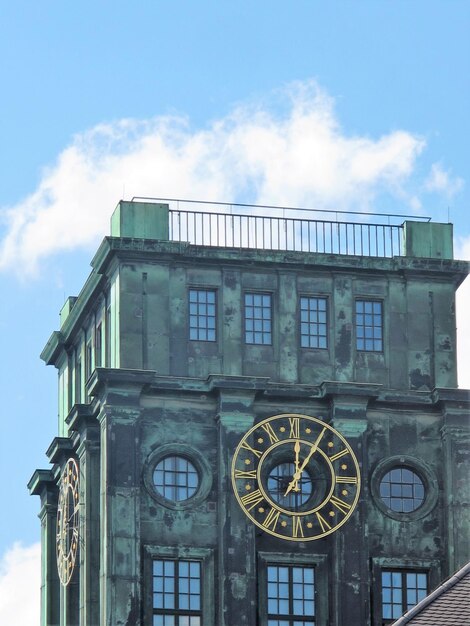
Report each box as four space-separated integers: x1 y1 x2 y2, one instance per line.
132 197 432 258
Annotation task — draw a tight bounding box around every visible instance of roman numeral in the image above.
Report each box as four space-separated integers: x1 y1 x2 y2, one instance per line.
329 448 349 462
292 516 304 538
240 489 264 511
261 422 279 444
316 511 332 533
330 495 351 515
336 476 358 484
289 417 300 439
262 508 281 531
234 469 257 479
241 440 263 458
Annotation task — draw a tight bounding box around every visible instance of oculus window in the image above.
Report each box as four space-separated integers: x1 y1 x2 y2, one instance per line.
153 559 201 626
267 462 313 509
245 293 272 345
381 570 427 623
356 300 383 352
267 565 315 625
153 456 199 503
380 467 425 513
189 289 216 342
300 297 328 349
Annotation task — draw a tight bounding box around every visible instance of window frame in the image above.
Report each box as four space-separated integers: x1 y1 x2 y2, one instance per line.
371 557 440 626
299 295 329 350
244 291 273 345
188 288 217 343
380 568 428 624
355 299 383 353
143 546 214 626
258 552 328 626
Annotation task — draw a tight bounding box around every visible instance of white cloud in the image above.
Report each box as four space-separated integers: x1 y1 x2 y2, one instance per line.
0 80 426 275
425 162 464 198
455 237 470 389
0 542 40 625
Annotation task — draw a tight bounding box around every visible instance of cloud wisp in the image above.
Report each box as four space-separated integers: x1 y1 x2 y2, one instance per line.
0 80 439 275
0 542 40 625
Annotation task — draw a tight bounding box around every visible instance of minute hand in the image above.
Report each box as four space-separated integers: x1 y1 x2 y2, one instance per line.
297 427 326 474
284 427 327 496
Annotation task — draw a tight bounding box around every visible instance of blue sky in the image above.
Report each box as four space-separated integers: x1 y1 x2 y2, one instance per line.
0 2 469 621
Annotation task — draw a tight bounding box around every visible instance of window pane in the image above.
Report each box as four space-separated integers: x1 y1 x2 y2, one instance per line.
356 299 382 351
188 289 217 341
380 466 425 513
154 457 199 502
300 297 328 350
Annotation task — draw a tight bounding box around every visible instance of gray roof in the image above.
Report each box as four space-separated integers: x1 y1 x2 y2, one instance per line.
392 562 470 625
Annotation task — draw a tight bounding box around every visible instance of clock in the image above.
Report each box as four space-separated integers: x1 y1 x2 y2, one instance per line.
56 458 80 585
231 413 361 541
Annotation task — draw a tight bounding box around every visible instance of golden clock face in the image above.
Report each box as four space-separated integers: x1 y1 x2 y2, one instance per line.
231 413 361 541
56 458 80 586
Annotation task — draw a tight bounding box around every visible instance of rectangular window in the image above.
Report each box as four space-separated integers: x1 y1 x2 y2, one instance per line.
189 289 216 342
75 353 82 404
356 300 383 352
381 570 427 623
300 297 328 349
85 339 93 381
95 323 102 367
153 559 202 625
267 564 315 625
245 292 272 345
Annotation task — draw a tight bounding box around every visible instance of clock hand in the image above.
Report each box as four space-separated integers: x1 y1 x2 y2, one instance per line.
284 427 326 496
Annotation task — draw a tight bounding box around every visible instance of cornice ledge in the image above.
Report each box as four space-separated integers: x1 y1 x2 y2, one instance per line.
66 401 100 432
46 437 75 464
27 468 56 496
320 381 382 399
40 330 64 365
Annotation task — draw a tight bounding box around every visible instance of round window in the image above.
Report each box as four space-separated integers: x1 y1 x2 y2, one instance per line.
379 467 425 513
371 456 437 521
153 456 199 502
144 444 213 511
267 462 313 508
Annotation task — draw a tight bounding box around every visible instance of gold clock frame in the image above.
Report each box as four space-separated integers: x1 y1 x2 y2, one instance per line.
56 457 80 586
231 413 361 541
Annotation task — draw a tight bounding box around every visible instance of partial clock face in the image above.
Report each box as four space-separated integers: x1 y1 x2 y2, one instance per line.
231 414 361 541
56 458 80 585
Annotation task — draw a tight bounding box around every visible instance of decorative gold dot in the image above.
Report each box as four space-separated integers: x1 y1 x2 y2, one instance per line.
329 511 335 517
281 520 288 527
258 438 264 444
245 459 251 465
306 428 312 434
342 489 348 496
258 507 265 513
328 441 334 448
341 464 348 470
280 426 286 432
245 484 251 491
307 522 313 528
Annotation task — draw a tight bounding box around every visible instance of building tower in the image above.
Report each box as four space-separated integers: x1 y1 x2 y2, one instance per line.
29 199 470 626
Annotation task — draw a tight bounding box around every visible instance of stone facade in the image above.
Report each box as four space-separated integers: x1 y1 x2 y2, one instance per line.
29 201 470 626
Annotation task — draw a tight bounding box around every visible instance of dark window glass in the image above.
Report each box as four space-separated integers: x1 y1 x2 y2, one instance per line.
268 463 312 509
75 354 82 403
245 293 272 344
380 467 425 513
381 570 427 623
300 297 328 349
189 289 216 342
153 456 199 502
95 323 102 367
85 340 92 381
267 565 315 625
153 559 201 625
356 300 383 352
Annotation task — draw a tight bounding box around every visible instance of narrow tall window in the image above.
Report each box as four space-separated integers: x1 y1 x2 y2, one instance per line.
356 300 383 352
300 297 328 349
95 323 102 367
189 289 216 342
153 559 202 625
267 564 315 625
85 339 93 382
381 570 427 623
245 293 272 345
75 353 82 404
